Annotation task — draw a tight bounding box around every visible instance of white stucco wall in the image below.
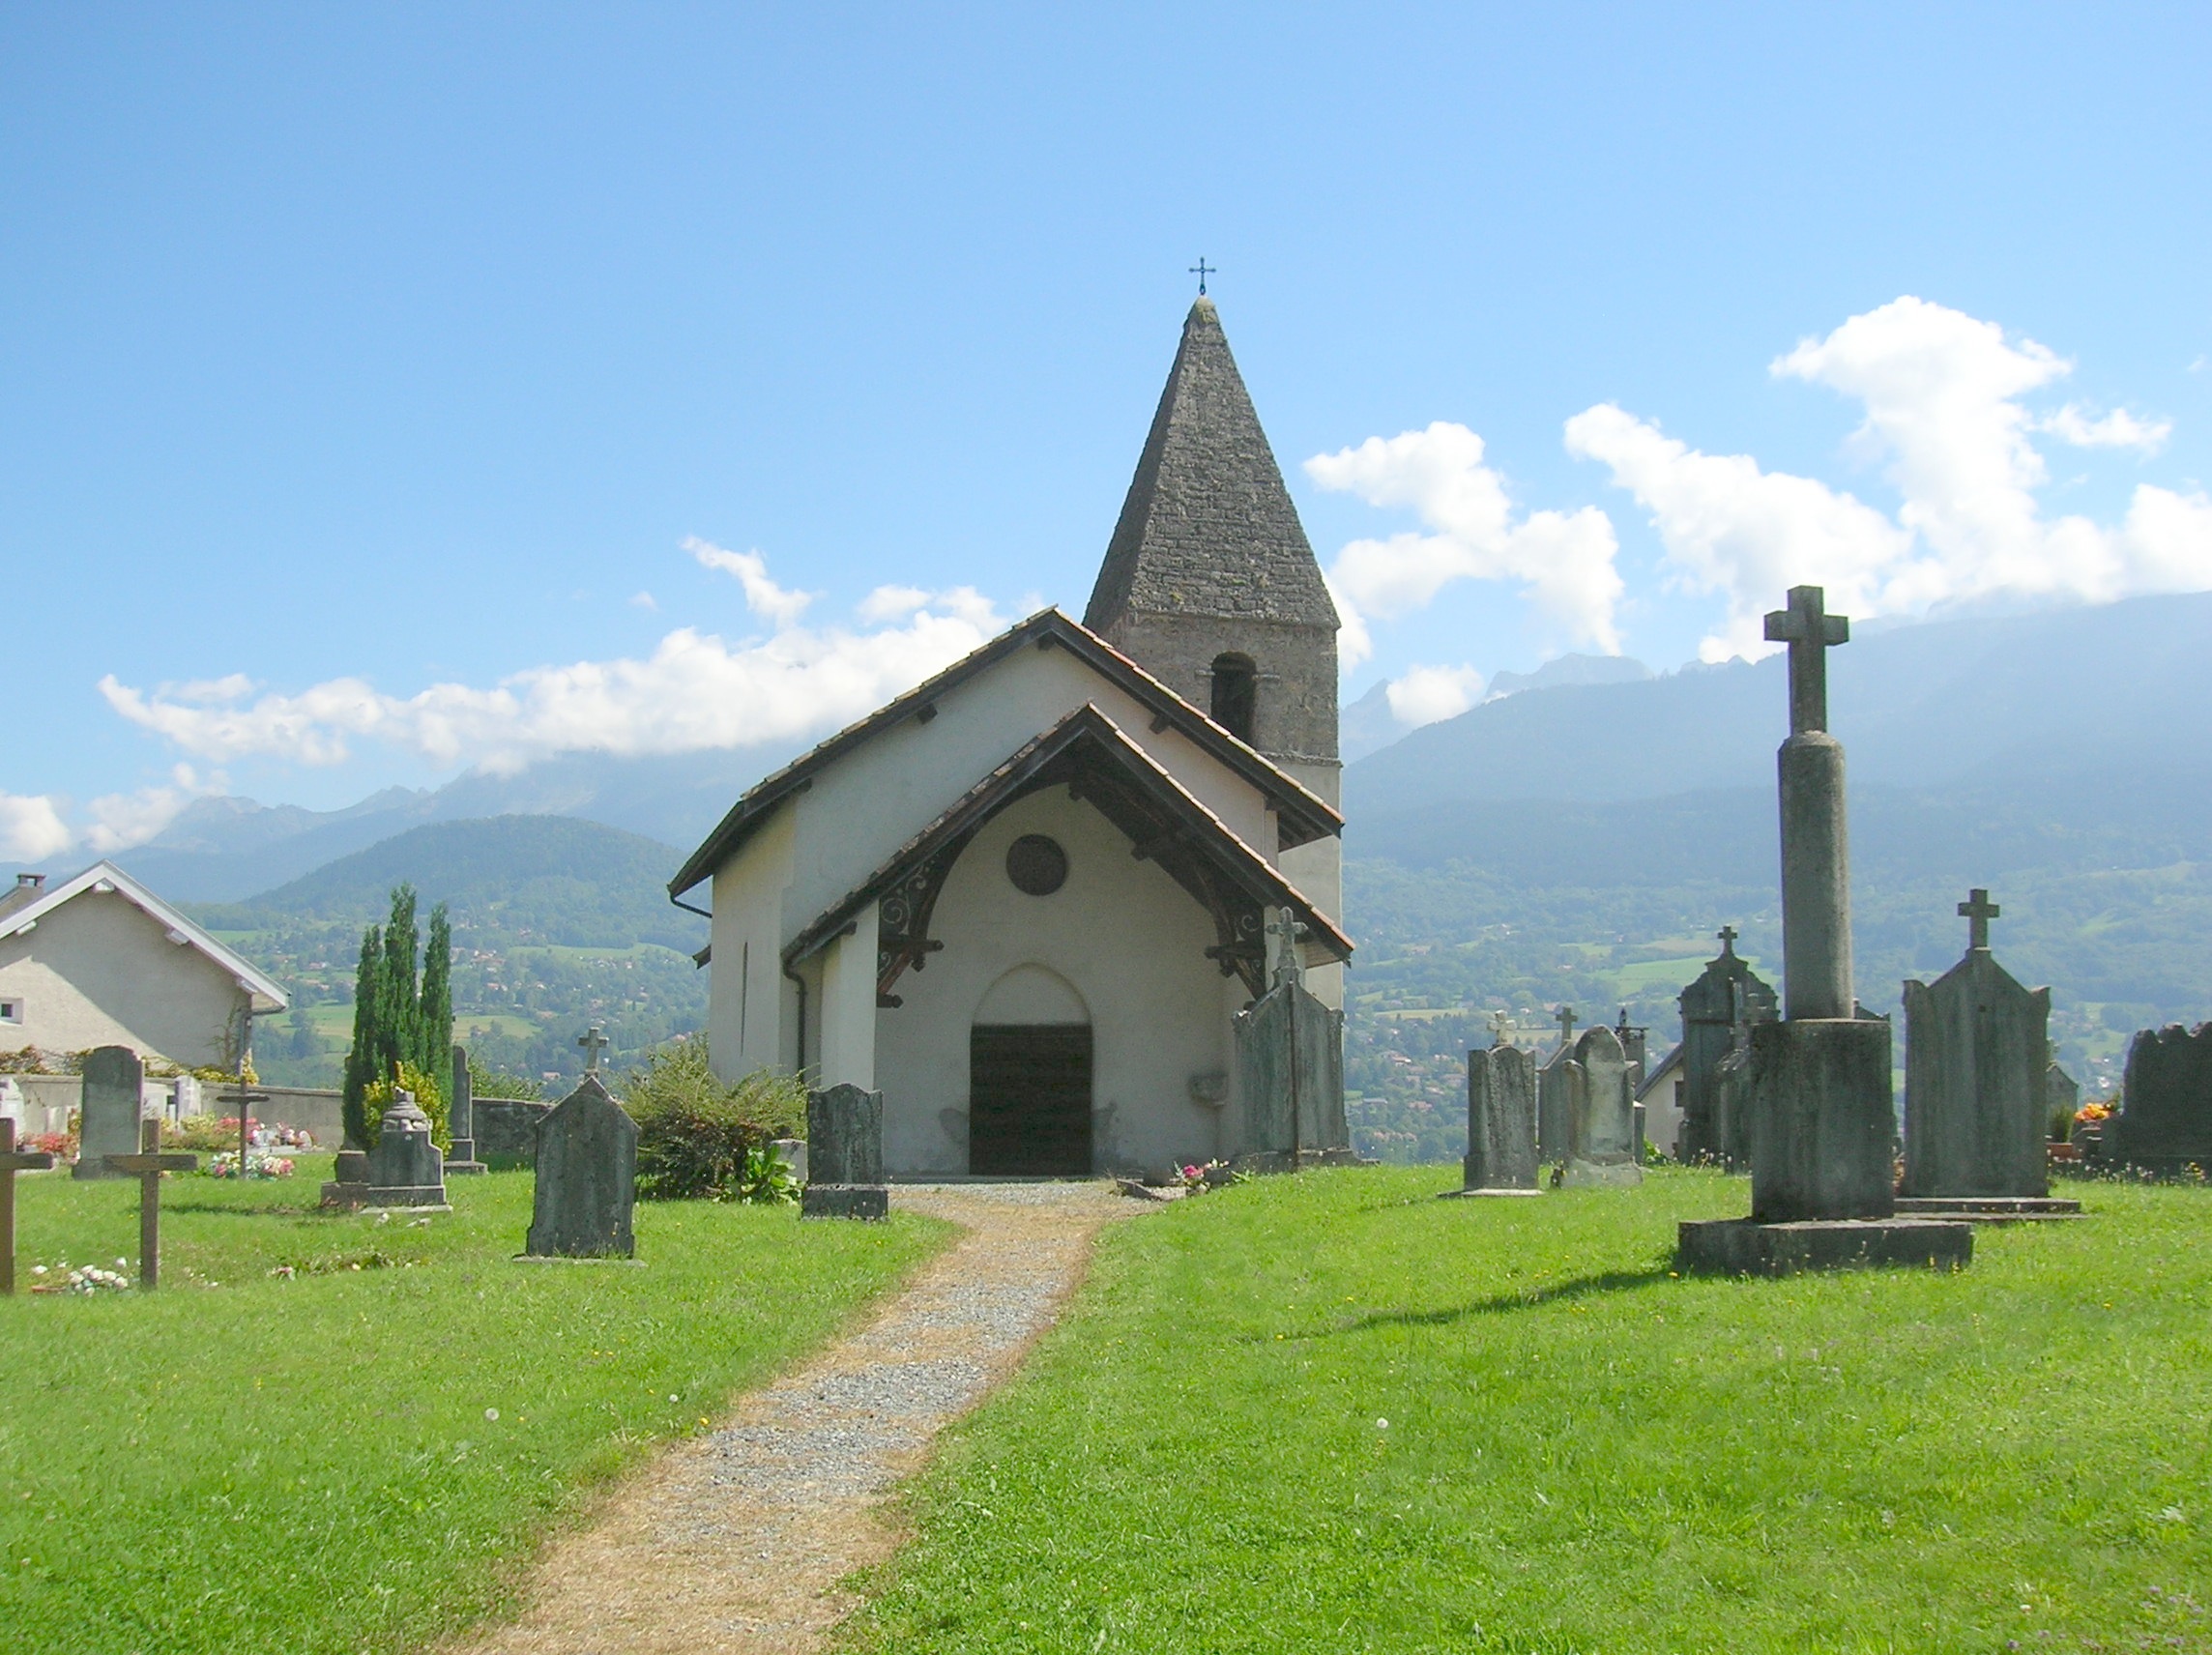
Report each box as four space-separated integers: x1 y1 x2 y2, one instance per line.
872 786 1243 1177
0 888 250 1068
707 806 799 1079
1276 757 1344 1011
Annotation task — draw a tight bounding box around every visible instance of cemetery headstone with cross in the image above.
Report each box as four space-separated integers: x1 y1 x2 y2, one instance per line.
1536 1006 1579 1162
104 1118 197 1290
1677 925 1778 1166
525 1067 639 1258
0 1118 57 1295
1562 1024 1642 1188
1444 1042 1542 1198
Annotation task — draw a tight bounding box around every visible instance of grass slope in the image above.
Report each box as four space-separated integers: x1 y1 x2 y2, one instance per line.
1 1164 947 1654
846 1169 2211 1654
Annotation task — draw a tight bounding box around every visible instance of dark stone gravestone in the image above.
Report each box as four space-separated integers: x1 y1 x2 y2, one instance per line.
1536 1006 1579 1163
1563 1024 1642 1188
73 1045 143 1181
2044 1061 2080 1130
2110 1023 2212 1175
525 1073 639 1258
1443 1044 1541 1197
475 1098 554 1168
364 1090 449 1208
1234 913 1350 1168
1895 890 2077 1218
1679 587 1970 1275
803 1083 888 1219
445 1043 486 1176
1676 928 1778 1167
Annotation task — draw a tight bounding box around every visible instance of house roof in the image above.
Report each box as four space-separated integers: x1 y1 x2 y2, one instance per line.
667 607 1342 899
1084 297 1339 634
0 860 289 1015
782 703 1351 996
1634 1042 1684 1103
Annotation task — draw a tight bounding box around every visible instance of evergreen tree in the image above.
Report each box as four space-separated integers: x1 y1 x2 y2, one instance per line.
417 902 452 1080
376 885 420 1089
341 922 385 1148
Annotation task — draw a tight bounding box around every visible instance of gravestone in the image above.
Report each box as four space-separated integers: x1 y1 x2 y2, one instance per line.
771 1137 808 1183
1679 588 1970 1275
1235 910 1350 1166
1676 927 1779 1165
1 1118 57 1295
2110 1023 2212 1175
363 1090 449 1208
445 1044 486 1176
104 1118 197 1289
2045 1061 2080 1135
524 1072 639 1258
803 1083 888 1219
1537 1006 1579 1162
1444 1044 1541 1197
73 1045 144 1181
1563 1024 1642 1188
1898 890 2069 1211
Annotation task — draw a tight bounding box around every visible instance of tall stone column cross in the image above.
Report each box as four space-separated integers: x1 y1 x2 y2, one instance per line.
0 1118 57 1295
577 1027 609 1074
1764 585 1850 736
1959 888 2000 950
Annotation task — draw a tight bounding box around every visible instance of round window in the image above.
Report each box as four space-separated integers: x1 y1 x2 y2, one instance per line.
1004 833 1068 896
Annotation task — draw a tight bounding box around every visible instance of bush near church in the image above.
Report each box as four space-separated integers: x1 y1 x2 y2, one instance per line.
624 1037 804 1201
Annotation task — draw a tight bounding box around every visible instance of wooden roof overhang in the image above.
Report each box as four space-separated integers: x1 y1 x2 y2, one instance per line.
666 608 1341 900
781 703 1351 1006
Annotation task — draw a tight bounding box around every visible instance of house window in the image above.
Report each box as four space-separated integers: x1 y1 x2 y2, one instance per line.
0 999 20 1025
1209 653 1257 744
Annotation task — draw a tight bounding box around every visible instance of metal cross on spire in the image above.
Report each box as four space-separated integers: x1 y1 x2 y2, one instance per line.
1958 888 2001 951
1763 585 1851 736
577 1027 609 1074
1189 257 1215 296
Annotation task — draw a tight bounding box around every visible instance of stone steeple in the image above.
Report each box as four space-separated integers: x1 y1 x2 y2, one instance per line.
1085 298 1340 766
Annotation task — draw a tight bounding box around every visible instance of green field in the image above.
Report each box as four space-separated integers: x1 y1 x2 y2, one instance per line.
845 1168 2212 1654
1 1162 948 1654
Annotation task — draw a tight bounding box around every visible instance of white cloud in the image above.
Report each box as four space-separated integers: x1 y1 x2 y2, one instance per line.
100 552 1010 777
684 537 815 625
1569 295 2212 659
629 590 658 611
1307 422 1624 654
858 584 931 623
1384 664 1486 728
1323 571 1374 673
2038 404 2171 452
0 793 73 862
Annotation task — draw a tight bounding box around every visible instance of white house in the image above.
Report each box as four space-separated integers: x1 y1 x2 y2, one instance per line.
670 298 1351 1177
0 861 288 1071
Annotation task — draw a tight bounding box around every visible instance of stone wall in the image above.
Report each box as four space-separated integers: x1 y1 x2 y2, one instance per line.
476 1097 554 1168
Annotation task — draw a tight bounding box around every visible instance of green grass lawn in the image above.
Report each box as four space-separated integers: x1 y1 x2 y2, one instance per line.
2 1159 949 1654
845 1168 2212 1654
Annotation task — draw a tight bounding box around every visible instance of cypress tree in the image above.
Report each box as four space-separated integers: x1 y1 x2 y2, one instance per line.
376 885 420 1088
341 922 385 1148
417 903 452 1080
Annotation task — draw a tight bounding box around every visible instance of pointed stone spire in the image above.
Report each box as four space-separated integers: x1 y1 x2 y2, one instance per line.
1087 298 1338 634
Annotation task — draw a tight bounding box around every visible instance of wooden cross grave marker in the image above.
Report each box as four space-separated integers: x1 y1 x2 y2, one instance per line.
1959 887 2001 951
1 1118 56 1296
104 1119 197 1291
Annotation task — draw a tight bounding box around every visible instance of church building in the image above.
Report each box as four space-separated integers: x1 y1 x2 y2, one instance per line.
669 298 1349 1176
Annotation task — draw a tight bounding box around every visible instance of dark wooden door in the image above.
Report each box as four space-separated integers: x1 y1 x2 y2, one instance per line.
969 1025 1093 1176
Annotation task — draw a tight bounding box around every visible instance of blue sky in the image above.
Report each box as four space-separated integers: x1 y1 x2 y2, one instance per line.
5 3 2209 858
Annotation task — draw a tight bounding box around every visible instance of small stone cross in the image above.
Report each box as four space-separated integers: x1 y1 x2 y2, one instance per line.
1488 1009 1513 1048
1763 585 1851 736
1716 924 1739 956
0 1118 56 1295
1266 907 1305 990
1189 256 1215 296
103 1118 197 1291
1555 1005 1578 1052
1958 887 2001 950
577 1027 610 1074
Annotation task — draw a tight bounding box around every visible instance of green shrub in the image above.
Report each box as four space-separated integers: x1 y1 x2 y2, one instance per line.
625 1037 805 1201
362 1060 450 1152
466 1055 542 1101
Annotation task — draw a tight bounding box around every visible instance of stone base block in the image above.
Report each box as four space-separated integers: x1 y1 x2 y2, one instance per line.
1677 1217 1973 1277
1892 1196 2081 1222
1438 1185 1545 1199
1562 1158 1644 1189
364 1185 451 1209
801 1183 888 1221
445 1162 488 1177
319 1180 368 1210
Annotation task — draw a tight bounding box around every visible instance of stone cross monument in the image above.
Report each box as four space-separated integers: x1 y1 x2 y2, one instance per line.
1767 585 1853 1021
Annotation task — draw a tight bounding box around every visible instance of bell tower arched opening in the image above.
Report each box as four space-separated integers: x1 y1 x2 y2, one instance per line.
1209 653 1258 745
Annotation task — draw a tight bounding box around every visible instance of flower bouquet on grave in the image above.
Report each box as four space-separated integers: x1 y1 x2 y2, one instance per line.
208 1150 295 1180
1175 1159 1243 1196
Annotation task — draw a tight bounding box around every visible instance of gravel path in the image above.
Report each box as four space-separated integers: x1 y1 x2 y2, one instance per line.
452 1181 1143 1655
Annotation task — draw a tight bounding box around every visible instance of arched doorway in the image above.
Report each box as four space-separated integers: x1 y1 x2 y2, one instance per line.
970 965 1092 1176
